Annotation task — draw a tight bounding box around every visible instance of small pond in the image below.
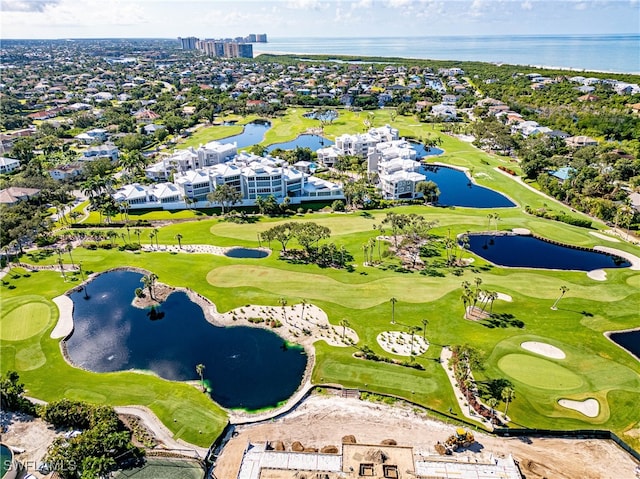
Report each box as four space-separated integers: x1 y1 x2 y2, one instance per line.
420 164 515 208
266 134 334 153
220 120 271 149
410 141 443 159
225 248 269 259
303 110 339 122
65 271 307 411
609 330 640 359
465 233 631 271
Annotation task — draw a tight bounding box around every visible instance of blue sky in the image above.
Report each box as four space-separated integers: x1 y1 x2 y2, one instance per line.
1 0 638 39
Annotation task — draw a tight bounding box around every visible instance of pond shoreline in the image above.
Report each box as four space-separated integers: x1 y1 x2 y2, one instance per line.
52 266 357 425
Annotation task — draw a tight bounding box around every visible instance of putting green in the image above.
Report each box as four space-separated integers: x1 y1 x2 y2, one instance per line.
497 353 584 390
0 301 51 341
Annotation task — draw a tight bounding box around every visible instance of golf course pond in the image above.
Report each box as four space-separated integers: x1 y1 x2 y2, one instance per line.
608 330 640 360
465 233 632 271
65 270 308 411
420 164 515 208
224 247 269 259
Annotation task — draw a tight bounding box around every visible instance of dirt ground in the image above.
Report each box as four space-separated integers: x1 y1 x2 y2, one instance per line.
0 411 63 479
214 393 640 479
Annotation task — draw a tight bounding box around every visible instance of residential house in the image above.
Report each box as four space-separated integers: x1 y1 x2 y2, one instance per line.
430 104 457 120
565 136 598 148
0 186 41 205
49 162 84 180
0 157 20 174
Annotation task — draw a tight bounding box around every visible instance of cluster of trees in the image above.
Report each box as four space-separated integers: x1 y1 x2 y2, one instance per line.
1 372 142 479
460 277 499 316
261 221 352 268
380 212 439 268
43 399 143 479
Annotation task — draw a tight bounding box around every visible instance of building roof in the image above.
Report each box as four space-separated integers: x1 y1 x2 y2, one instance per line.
0 186 41 204
550 166 576 181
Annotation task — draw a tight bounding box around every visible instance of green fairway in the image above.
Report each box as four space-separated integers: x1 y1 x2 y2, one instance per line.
0 296 52 341
497 354 584 390
2 114 640 452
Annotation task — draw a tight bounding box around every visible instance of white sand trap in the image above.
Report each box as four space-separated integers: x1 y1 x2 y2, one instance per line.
512 228 531 235
51 295 74 339
587 269 607 281
589 231 620 243
377 331 429 357
521 341 566 359
559 398 599 418
593 246 640 270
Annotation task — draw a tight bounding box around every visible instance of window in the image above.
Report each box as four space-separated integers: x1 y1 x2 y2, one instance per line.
359 463 374 476
383 465 398 478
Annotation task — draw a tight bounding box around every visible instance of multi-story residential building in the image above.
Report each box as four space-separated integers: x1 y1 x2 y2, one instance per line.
326 125 399 160
114 151 343 210
366 139 417 173
378 158 426 200
178 37 198 50
82 143 119 161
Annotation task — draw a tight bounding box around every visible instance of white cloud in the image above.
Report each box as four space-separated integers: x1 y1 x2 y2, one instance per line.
521 1 533 10
1 0 60 12
286 0 327 9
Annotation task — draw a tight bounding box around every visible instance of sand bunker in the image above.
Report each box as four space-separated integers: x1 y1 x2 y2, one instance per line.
587 269 607 281
512 228 531 236
559 398 599 418
521 341 566 359
593 246 640 270
377 331 429 357
589 232 620 243
51 295 74 339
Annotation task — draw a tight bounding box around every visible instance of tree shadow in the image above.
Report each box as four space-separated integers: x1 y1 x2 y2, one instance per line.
481 313 524 329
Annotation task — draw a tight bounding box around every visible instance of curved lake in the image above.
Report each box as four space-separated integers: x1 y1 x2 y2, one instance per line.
609 330 640 359
421 164 515 208
266 134 334 153
225 248 269 259
66 271 307 410
220 121 271 149
465 234 631 271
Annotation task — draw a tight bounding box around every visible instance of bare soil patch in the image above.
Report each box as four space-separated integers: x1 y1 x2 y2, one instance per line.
213 394 639 479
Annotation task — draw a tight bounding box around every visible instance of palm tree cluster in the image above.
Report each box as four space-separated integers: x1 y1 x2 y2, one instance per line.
460 278 499 317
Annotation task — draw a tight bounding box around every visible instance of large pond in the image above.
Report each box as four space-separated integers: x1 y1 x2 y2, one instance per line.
465 233 631 271
421 164 515 208
266 134 334 153
609 330 640 360
220 120 271 149
65 271 307 411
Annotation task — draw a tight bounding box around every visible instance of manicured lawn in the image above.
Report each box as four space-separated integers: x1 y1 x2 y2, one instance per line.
3 115 640 452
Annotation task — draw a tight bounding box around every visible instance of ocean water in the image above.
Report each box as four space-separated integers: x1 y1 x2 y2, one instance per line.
254 35 640 74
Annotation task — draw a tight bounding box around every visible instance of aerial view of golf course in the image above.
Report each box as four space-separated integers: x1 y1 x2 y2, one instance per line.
1 107 639 464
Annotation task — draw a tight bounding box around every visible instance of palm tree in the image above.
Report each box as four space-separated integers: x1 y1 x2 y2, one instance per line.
390 297 397 324
153 228 160 250
493 213 500 233
65 243 75 268
339 319 350 340
149 231 156 249
107 230 118 248
300 299 307 322
487 397 499 418
196 363 206 392
409 325 419 355
279 297 288 321
501 386 515 416
141 273 158 300
175 233 183 250
134 228 142 246
58 258 66 282
486 213 494 232
551 285 569 310
421 319 429 340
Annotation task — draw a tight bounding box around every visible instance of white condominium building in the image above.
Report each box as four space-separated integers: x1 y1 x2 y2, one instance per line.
378 157 426 200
